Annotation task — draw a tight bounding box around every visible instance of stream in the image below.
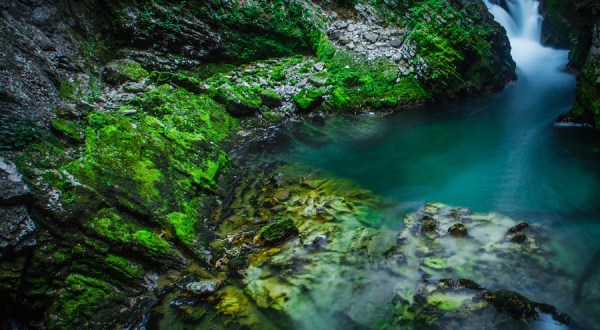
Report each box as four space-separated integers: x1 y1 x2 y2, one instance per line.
231 0 600 328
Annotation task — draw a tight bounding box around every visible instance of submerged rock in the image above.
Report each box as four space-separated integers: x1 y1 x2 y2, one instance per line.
448 223 468 237
186 280 223 297
255 218 299 246
483 289 539 319
0 158 35 255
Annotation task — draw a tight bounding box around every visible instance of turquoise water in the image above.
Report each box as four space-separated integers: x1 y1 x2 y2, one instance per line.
236 39 600 327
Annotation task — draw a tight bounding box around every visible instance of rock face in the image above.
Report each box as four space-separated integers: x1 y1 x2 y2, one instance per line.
0 158 35 255
570 3 600 129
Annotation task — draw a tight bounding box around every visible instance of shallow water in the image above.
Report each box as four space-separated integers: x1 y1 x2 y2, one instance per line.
234 17 600 330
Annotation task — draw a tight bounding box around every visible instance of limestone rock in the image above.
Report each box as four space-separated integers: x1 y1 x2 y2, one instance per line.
186 280 224 297
0 205 36 254
0 158 30 205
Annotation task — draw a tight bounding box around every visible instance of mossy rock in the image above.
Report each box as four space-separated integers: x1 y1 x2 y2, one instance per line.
293 87 324 112
46 274 115 328
510 233 527 243
256 218 299 246
104 59 148 85
421 219 438 233
259 89 283 108
51 118 83 142
448 223 468 237
215 85 263 116
483 289 538 319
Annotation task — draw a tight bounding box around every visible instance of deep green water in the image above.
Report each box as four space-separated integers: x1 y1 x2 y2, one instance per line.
237 39 600 327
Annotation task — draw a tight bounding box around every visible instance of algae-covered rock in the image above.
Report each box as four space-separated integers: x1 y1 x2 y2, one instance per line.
216 85 263 116
256 218 299 246
104 59 149 85
483 289 538 319
293 87 324 112
448 223 468 237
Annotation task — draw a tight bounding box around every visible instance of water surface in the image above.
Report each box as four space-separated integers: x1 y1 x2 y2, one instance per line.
235 15 600 330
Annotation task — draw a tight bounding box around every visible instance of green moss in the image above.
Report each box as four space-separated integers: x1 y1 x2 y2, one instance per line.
258 218 299 246
150 71 206 93
59 80 78 101
105 254 142 281
293 87 324 112
133 230 173 255
167 212 198 246
47 274 114 328
260 89 282 108
215 84 263 115
0 115 43 153
86 208 174 258
123 62 148 81
406 0 514 95
427 292 465 311
51 118 83 142
204 0 322 62
316 37 430 111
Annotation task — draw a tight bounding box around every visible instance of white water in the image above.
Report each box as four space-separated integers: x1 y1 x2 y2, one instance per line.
485 0 543 41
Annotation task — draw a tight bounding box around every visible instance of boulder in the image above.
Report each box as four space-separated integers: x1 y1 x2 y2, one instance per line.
0 158 30 205
0 205 36 254
185 279 224 297
448 223 468 237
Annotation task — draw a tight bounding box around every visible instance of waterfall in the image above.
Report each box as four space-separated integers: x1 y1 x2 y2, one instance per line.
484 0 543 42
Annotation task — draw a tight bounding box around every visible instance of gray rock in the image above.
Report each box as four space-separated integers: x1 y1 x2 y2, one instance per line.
363 32 379 43
308 73 329 87
338 35 350 45
328 30 341 40
0 158 30 205
186 280 223 296
390 37 403 48
0 205 36 254
313 62 326 71
335 21 349 29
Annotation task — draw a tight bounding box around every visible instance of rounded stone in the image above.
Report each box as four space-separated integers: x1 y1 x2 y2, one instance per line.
448 223 468 237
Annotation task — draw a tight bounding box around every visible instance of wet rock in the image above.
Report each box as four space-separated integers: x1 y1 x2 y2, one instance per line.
0 158 35 255
255 218 299 246
508 222 529 233
0 158 30 205
421 219 438 234
185 279 223 297
510 233 527 243
227 256 249 277
273 189 290 202
448 223 468 237
0 205 36 254
483 289 539 319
